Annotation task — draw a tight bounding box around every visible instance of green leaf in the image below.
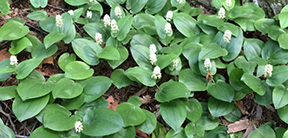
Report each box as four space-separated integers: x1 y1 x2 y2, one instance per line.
173 12 199 37
52 78 83 99
254 85 272 106
30 0 48 8
198 14 224 28
31 43 58 59
229 68 253 94
151 122 167 138
184 98 202 122
64 0 88 6
72 38 101 66
207 80 235 102
0 86 17 101
198 43 228 60
107 46 129 69
58 53 76 71
104 127 135 138
273 85 288 109
83 108 124 136
111 69 132 89
243 38 264 61
261 40 288 65
284 130 288 138
241 73 266 96
30 126 61 138
117 15 133 41
80 76 112 103
185 122 205 138
13 95 50 122
267 25 286 41
15 58 43 79
204 126 228 138
130 45 151 70
160 100 187 130
224 108 241 122
208 97 234 118
278 33 288 50
278 105 288 124
179 69 207 91
97 46 121 60
0 121 14 138
278 12 288 29
0 0 10 15
145 0 167 14
196 115 219 131
43 104 77 131
0 21 29 41
0 59 13 81
254 18 275 34
156 54 178 69
247 124 276 138
155 81 190 103
266 65 288 86
61 94 85 110
130 34 162 50
64 61 94 80
154 15 168 39
127 96 142 107
59 13 76 43
133 13 156 35
116 102 146 127
83 23 109 43
44 31 66 49
125 67 156 87
136 109 157 134
166 127 186 138
39 17 56 32
17 78 54 100
27 10 48 20
218 23 239 37
9 37 32 55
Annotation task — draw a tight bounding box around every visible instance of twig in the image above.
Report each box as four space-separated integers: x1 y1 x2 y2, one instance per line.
47 4 66 12
0 105 16 131
25 23 48 35
15 135 29 138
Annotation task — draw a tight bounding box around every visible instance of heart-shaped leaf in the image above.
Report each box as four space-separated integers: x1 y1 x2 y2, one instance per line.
111 69 132 89
125 67 156 87
266 65 288 86
207 80 235 102
116 102 146 127
241 73 266 96
44 31 66 49
27 10 48 21
0 21 29 41
52 78 83 99
184 98 202 122
145 0 167 14
179 69 208 91
64 61 94 80
273 85 288 109
30 126 61 138
9 37 32 55
0 86 17 101
97 46 121 60
173 12 199 37
208 97 234 118
30 0 48 8
136 109 157 134
15 58 43 80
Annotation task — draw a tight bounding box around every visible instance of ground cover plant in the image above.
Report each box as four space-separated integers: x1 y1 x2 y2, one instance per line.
0 0 288 137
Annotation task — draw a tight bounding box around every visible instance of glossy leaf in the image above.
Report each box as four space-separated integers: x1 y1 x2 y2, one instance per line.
243 38 264 61
30 126 61 138
107 46 129 69
64 0 87 6
0 120 15 138
261 40 288 65
173 12 199 37
278 33 288 50
145 0 167 14
125 67 156 87
111 69 132 89
185 122 205 138
15 58 43 79
97 46 121 60
266 65 288 86
44 31 66 49
198 43 228 60
9 37 32 55
241 73 266 96
184 98 202 122
0 86 17 101
207 80 235 102
136 109 157 134
64 61 94 80
104 127 135 138
0 0 10 15
31 44 58 59
130 45 151 69
27 10 48 20
247 124 276 138
254 18 275 34
208 97 234 117
52 78 83 99
58 53 76 71
273 85 288 109
30 0 48 8
0 21 29 41
117 15 133 41
116 102 146 127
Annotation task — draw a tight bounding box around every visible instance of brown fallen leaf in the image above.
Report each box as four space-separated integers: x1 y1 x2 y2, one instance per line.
227 119 251 134
140 95 153 105
234 100 248 115
135 128 148 138
0 48 11 61
106 96 119 111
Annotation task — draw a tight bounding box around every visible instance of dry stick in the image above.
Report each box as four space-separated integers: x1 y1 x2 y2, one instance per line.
47 4 66 12
0 105 16 131
25 23 48 35
15 135 29 138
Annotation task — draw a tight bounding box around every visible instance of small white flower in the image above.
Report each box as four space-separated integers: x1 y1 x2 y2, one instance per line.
89 0 93 2
165 23 172 34
173 58 179 68
264 64 273 77
55 15 63 28
149 44 157 65
95 33 103 45
75 121 83 133
151 66 161 79
149 44 157 54
204 58 212 72
226 0 232 7
68 10 74 16
114 6 122 18
111 19 119 33
86 11 92 19
223 30 232 43
10 55 18 66
218 7 225 19
103 14 111 27
177 0 183 3
166 11 173 21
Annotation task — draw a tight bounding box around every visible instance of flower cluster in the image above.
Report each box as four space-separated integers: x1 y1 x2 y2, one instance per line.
218 7 225 19
149 44 157 65
223 30 232 43
151 66 161 79
111 19 119 33
264 64 273 77
165 23 172 34
114 6 122 18
68 10 74 16
226 0 232 7
95 33 103 45
103 14 111 27
10 55 18 66
172 58 179 69
86 11 92 19
55 15 63 28
166 11 173 21
75 121 83 133
204 58 212 72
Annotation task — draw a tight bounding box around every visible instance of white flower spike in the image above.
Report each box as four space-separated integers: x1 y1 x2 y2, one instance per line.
149 44 157 65
218 7 225 19
75 121 83 133
223 30 232 43
103 14 111 27
151 66 162 79
226 0 232 7
95 33 103 45
173 58 179 68
111 19 119 33
55 15 63 28
204 58 212 72
166 11 173 21
177 0 183 4
165 23 172 34
86 11 92 19
68 10 74 16
264 64 273 77
114 6 122 18
10 55 18 66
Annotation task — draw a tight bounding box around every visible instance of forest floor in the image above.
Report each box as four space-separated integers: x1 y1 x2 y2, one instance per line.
0 0 287 137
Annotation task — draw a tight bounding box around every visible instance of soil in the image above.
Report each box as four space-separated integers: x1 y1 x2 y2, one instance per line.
0 0 287 137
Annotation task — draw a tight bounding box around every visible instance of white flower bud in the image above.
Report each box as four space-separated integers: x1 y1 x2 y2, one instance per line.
111 19 119 33
226 0 232 7
149 44 157 54
264 64 273 77
103 14 111 27
223 30 232 43
86 11 92 19
114 6 122 18
55 15 63 28
173 58 179 68
149 44 157 65
166 11 173 21
95 33 103 45
151 66 161 79
10 55 18 66
177 0 183 3
204 58 212 72
218 7 225 19
68 10 74 16
75 121 83 133
165 23 172 34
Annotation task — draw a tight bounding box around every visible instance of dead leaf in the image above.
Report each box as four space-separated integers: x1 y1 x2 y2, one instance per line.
0 48 11 61
140 95 153 105
106 96 119 111
135 128 148 138
234 100 247 115
227 119 251 134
